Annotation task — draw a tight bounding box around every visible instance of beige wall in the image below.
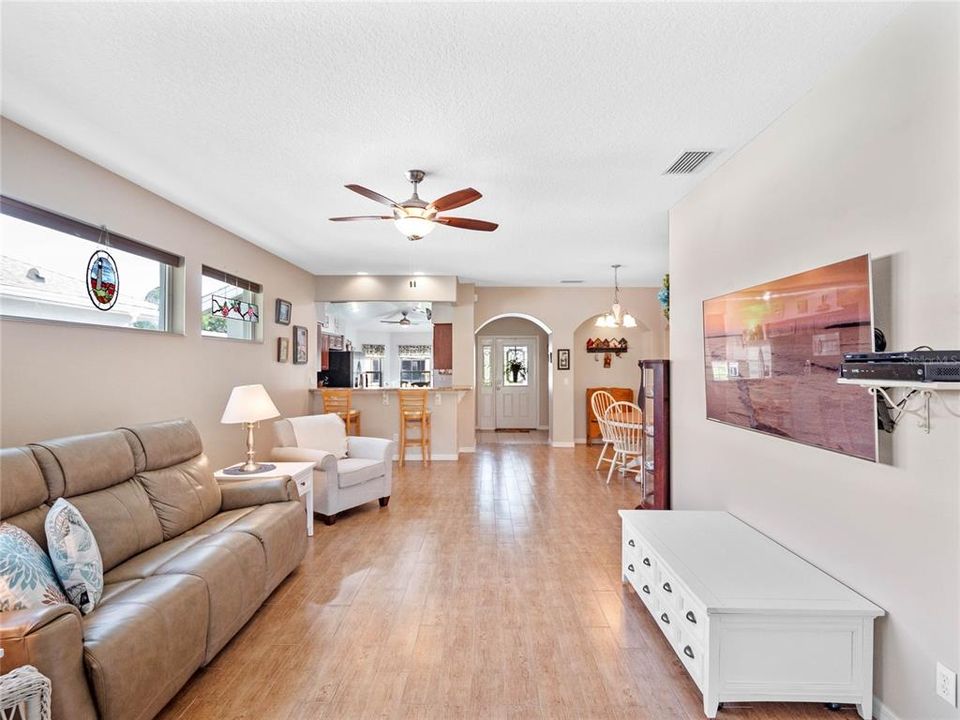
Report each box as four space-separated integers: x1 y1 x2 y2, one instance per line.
0 119 317 469
669 6 958 719
476 316 550 427
573 315 665 441
315 274 457 302
474 286 666 446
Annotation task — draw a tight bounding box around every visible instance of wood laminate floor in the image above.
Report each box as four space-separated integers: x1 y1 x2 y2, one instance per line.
157 444 863 720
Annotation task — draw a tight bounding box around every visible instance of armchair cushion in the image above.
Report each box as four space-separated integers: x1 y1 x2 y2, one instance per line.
346 436 394 462
270 446 337 470
287 414 348 458
336 459 386 489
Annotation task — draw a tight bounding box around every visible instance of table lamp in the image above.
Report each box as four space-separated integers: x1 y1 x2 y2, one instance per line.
220 384 280 472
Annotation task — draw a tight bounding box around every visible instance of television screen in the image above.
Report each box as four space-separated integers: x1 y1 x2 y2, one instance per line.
702 254 877 461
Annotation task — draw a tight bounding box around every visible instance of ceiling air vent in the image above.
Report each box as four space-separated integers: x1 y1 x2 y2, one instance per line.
663 150 715 175
561 279 583 284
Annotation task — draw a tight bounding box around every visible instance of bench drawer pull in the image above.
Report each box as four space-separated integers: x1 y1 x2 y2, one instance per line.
641 585 650 595
662 582 672 593
628 539 636 547
643 557 651 567
627 564 635 573
660 612 670 624
685 610 697 624
683 645 695 659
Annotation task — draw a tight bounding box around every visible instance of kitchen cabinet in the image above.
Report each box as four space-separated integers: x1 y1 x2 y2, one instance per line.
433 323 453 371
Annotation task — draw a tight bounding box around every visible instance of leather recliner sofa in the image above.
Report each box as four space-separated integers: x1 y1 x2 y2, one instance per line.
0 419 307 720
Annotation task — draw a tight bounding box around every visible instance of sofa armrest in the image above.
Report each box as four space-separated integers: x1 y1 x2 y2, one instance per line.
346 436 395 462
219 476 298 509
271 446 337 470
1 604 98 720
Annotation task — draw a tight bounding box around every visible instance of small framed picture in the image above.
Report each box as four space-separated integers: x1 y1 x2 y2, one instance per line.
557 348 570 370
293 325 308 364
275 298 292 325
277 337 289 363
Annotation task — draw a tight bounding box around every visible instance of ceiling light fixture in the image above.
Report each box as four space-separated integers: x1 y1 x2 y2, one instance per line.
596 264 637 329
356 271 369 276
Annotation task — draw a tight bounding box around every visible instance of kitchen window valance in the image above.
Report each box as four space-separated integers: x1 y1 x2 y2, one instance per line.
398 344 432 358
362 344 385 358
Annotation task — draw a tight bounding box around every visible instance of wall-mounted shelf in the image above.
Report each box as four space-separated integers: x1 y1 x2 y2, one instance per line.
837 378 960 433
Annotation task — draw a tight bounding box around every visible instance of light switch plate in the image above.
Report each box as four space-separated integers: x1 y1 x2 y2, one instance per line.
937 662 957 706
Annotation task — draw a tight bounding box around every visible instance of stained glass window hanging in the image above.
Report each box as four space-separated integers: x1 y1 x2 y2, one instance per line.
503 346 528 386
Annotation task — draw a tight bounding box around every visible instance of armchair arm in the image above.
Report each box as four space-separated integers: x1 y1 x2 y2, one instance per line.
1 604 97 720
219 476 298 509
346 436 395 462
271 446 337 470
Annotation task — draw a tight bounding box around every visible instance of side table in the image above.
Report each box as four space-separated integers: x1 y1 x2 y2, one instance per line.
215 461 316 537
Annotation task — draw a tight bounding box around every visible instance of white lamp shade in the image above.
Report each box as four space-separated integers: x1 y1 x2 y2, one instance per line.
220 384 280 424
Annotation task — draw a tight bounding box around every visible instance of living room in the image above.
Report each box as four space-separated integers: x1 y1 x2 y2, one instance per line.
0 3 957 720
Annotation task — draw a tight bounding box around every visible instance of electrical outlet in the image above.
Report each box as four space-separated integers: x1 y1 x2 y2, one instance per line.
937 662 957 707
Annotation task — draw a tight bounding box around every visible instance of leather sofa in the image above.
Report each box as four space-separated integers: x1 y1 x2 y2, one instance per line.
0 419 306 720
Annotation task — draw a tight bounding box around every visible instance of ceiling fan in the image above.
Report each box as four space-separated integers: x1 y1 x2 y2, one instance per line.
380 311 423 326
330 169 499 241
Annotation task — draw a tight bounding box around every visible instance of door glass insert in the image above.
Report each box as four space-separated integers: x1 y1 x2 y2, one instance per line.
503 346 528 386
481 345 493 386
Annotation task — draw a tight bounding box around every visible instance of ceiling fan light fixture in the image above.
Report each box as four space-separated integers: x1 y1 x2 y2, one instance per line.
394 207 436 240
622 313 638 328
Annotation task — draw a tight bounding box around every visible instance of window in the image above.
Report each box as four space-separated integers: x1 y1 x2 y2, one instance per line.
201 266 262 341
398 344 432 387
481 345 493 386
0 196 180 331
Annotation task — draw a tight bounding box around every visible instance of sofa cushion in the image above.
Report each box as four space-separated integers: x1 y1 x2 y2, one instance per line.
154 532 267 662
0 522 68 611
83 574 208 720
288 414 348 458
45 499 103 614
121 419 204 473
67 480 164 573
30 431 135 498
336 458 386 488
137 454 221 540
220 502 306 592
0 447 47 520
102 535 207 584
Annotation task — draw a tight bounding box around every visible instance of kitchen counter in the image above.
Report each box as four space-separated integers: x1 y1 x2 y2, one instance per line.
310 386 472 393
309 386 473 460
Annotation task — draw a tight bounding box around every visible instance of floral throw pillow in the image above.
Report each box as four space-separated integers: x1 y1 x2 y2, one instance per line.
0 522 68 612
45 498 103 614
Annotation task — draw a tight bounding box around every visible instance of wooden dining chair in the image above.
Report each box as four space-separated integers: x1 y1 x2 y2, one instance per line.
603 401 644 485
397 389 431 466
320 388 361 436
590 390 617 471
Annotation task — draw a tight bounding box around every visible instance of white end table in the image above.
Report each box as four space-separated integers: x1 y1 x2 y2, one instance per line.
215 461 316 537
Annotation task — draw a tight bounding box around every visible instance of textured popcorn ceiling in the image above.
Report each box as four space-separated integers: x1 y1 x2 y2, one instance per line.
1 2 903 286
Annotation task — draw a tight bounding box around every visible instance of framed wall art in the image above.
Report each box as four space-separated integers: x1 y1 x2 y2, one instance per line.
293 325 308 364
557 348 570 370
275 298 292 325
277 337 289 363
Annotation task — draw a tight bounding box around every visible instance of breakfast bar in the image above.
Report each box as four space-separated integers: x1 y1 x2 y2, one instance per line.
310 386 472 461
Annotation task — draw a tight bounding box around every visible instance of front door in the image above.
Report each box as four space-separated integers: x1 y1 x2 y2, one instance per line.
494 337 538 429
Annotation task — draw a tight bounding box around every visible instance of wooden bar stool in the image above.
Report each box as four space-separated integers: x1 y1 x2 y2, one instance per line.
320 388 361 436
398 389 431 466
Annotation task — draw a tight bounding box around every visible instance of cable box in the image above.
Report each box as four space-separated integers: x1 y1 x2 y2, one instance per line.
843 350 960 363
840 362 960 382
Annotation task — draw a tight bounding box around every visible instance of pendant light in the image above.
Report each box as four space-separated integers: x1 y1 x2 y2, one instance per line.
596 264 638 328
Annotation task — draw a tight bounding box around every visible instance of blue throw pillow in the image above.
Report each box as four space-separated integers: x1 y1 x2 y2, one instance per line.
45 499 103 615
0 522 68 612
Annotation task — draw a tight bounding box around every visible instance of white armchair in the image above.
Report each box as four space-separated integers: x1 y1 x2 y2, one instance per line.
271 414 394 525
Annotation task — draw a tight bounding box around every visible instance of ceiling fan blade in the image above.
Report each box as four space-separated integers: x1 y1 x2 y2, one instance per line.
430 188 482 212
436 216 499 232
329 215 393 222
345 184 400 208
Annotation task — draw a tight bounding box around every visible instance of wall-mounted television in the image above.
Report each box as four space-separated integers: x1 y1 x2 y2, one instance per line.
702 254 877 461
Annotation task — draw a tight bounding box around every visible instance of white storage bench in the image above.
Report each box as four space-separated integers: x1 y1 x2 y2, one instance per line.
619 510 883 719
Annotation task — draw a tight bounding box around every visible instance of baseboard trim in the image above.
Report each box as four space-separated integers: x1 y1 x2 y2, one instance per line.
458 446 476 453
537 425 549 431
574 437 587 444
551 441 575 449
392 453 459 462
873 696 900 720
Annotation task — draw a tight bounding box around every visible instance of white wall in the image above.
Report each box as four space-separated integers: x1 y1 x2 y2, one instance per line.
0 119 318 469
669 7 958 719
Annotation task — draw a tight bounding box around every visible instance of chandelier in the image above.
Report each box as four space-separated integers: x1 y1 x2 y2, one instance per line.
596 264 637 328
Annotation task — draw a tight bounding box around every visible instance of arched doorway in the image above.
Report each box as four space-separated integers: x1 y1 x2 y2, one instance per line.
475 314 553 444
